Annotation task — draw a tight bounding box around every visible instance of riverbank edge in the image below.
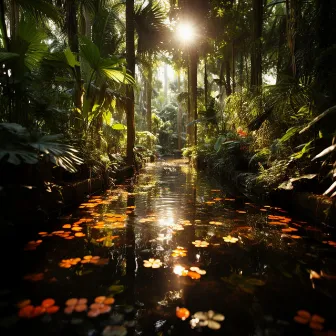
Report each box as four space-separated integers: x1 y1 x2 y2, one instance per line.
208 167 336 226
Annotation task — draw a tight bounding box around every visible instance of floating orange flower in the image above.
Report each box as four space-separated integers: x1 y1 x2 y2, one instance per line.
294 310 325 330
176 307 190 320
41 298 55 308
64 298 88 314
75 232 85 237
18 299 59 318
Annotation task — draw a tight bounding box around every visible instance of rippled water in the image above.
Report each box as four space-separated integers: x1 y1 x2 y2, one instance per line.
2 159 336 336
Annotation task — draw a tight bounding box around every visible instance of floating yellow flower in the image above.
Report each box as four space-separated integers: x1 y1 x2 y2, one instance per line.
190 310 225 330
192 240 209 248
172 247 187 257
223 235 239 243
143 258 163 269
190 266 206 275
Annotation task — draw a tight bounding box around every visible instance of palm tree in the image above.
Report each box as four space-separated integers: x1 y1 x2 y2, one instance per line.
126 0 136 166
134 1 167 143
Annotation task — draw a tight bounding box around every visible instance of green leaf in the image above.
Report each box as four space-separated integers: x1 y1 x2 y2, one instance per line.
280 127 300 143
64 47 79 68
112 123 127 130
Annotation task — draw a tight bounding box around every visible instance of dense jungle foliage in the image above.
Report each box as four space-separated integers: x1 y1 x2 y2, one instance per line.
0 0 335 209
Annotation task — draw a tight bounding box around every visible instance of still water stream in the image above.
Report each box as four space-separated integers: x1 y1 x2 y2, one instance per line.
2 159 336 335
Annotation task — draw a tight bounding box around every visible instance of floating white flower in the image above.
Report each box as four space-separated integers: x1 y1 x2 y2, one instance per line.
192 240 209 248
223 235 239 243
143 258 163 268
190 266 206 275
190 310 225 330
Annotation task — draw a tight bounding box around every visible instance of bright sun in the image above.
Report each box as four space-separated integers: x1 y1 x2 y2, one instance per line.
176 22 195 43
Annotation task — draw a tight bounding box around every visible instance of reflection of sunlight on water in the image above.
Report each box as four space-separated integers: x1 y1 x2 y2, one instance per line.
173 265 186 276
158 216 174 227
158 290 183 306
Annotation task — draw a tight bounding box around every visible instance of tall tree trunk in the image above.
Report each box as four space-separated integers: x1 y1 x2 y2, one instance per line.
232 42 236 94
285 0 298 78
239 52 244 92
276 16 286 83
251 0 263 92
10 0 19 39
177 70 182 150
126 0 136 166
204 55 208 108
225 60 232 97
146 63 152 149
0 0 9 50
189 47 198 146
164 63 168 104
82 5 92 38
66 0 82 112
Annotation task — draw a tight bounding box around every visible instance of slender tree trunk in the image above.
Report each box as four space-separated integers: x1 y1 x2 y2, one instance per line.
10 0 19 39
164 63 168 104
126 0 136 166
276 16 286 83
146 63 152 149
239 52 244 92
232 42 236 93
251 0 263 92
82 6 92 39
225 60 232 96
66 0 83 112
204 55 208 108
0 0 9 50
189 47 198 146
146 65 152 134
177 70 182 150
285 0 298 78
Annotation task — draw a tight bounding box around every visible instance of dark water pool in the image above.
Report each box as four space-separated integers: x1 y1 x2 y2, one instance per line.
1 159 336 336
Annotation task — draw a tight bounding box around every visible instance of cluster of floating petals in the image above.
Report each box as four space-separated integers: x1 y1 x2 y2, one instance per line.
18 298 59 318
24 240 42 251
59 256 107 268
64 298 88 314
176 307 190 320
223 235 239 243
190 310 225 330
294 310 325 330
190 266 206 275
192 240 209 248
143 258 163 268
87 296 114 317
171 246 187 257
59 258 81 268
